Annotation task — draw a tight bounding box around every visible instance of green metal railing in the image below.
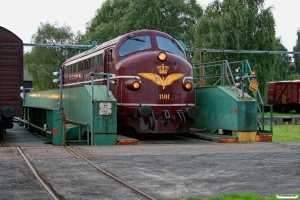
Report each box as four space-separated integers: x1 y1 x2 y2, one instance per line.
192 60 273 133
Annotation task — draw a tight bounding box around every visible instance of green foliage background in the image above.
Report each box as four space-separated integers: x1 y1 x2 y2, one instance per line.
84 0 203 48
194 0 291 99
24 22 82 91
24 0 297 99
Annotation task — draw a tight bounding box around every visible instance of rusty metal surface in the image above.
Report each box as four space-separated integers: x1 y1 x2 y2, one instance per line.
218 138 239 143
117 139 139 145
0 26 23 117
256 134 272 142
116 134 139 145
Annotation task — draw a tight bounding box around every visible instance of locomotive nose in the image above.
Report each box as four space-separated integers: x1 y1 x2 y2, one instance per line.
185 105 199 119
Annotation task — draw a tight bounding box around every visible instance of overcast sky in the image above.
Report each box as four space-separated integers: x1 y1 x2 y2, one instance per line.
0 0 299 52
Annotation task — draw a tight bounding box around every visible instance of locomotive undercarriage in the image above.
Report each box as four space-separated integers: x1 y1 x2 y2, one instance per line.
118 105 199 134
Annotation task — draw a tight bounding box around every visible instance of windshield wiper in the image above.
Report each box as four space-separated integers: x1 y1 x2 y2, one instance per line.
171 38 183 52
127 36 145 42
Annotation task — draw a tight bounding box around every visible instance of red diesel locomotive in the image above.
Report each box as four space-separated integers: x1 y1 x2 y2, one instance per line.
62 29 199 133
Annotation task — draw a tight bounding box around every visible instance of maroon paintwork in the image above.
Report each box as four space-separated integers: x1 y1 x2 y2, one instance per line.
62 30 197 133
267 81 300 113
0 27 23 117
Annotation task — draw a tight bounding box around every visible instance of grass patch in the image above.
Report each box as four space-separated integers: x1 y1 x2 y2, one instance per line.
262 125 300 142
187 190 300 200
260 111 300 117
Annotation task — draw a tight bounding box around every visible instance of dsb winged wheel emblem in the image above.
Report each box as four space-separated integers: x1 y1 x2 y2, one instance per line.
138 73 184 89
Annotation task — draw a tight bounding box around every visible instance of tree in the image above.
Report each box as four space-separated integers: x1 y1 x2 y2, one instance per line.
83 0 130 44
272 38 292 81
24 22 82 91
194 0 279 100
293 30 300 74
84 0 203 49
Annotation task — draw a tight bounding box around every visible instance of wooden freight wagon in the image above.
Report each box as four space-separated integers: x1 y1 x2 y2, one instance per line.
267 81 300 113
0 26 24 139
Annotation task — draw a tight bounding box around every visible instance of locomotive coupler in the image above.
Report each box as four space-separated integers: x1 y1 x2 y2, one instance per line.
161 109 174 127
148 110 155 130
176 110 186 130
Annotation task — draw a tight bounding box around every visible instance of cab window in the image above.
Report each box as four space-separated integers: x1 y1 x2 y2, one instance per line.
156 36 185 59
119 35 151 57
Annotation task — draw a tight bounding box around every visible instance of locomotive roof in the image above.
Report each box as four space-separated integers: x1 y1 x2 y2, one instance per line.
63 29 175 65
64 34 124 64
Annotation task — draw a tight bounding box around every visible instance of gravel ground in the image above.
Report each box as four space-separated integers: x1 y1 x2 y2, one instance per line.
0 147 52 200
22 147 148 200
1 124 300 199
73 143 300 199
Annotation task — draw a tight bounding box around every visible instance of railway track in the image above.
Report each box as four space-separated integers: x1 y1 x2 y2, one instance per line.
0 139 7 147
15 146 155 200
1 144 60 199
65 146 155 200
17 147 60 200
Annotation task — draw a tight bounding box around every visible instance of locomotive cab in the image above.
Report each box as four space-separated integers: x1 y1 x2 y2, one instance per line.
113 30 199 133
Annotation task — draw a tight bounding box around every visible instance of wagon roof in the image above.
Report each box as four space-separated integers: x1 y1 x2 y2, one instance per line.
269 80 300 83
0 26 22 43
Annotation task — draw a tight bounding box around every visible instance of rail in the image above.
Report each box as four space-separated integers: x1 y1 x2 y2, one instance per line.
17 147 60 200
65 147 156 200
16 118 52 135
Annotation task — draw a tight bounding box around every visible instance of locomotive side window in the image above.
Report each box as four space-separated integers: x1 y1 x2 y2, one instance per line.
156 36 185 59
78 61 83 71
94 54 103 68
118 35 151 57
74 63 78 73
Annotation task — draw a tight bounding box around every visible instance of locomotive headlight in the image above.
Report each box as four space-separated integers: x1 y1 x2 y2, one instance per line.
133 81 141 89
124 79 141 91
183 81 193 91
158 52 167 61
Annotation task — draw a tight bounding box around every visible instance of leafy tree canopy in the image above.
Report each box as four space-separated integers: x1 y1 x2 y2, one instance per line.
272 37 292 81
24 22 82 91
194 0 289 100
293 30 300 74
84 0 203 48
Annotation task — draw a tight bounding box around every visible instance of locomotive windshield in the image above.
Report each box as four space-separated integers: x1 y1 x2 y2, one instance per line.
156 36 185 59
119 35 151 56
